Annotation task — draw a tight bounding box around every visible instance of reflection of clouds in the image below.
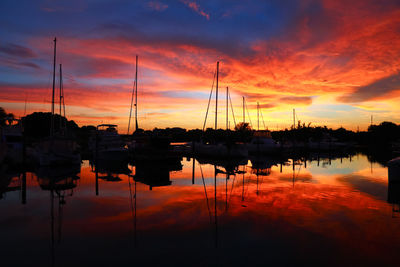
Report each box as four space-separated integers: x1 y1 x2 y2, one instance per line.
336 174 387 201
2 156 400 264
278 173 314 183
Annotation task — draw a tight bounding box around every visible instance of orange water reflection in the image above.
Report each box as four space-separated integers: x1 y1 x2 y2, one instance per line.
1 153 400 265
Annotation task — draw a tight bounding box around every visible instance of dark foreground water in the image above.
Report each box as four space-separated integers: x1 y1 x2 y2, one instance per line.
1 153 400 266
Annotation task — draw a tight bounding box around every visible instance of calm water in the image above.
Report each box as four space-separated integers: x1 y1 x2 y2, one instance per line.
1 153 400 266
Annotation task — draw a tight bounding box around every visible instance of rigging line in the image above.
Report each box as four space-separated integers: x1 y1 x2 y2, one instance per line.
127 79 136 135
245 100 253 129
202 69 216 132
200 164 213 224
228 90 237 127
260 109 267 130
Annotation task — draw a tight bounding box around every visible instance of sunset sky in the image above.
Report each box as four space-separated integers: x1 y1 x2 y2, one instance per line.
1 0 400 132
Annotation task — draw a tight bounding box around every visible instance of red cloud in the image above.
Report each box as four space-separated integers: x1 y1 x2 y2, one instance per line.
181 0 210 20
2 0 400 129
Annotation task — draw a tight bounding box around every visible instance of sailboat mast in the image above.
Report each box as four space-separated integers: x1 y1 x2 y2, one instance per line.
215 61 219 130
135 55 138 131
127 55 138 135
243 96 245 123
51 37 57 137
226 87 228 130
293 108 295 129
59 64 62 130
257 102 259 131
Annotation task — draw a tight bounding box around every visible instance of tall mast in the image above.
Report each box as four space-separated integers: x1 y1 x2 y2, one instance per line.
127 55 138 134
51 37 57 137
293 108 296 129
257 102 259 131
215 61 219 130
243 96 245 123
135 55 138 131
59 64 62 130
226 87 228 130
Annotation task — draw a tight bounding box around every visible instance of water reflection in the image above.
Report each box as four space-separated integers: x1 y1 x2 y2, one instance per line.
1 152 400 266
35 165 80 267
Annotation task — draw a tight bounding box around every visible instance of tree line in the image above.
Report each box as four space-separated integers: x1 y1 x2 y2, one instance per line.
1 108 400 149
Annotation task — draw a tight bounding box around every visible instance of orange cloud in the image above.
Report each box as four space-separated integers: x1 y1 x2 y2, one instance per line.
2 0 400 130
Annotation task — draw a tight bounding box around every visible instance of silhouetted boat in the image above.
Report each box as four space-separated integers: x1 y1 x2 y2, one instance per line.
134 161 173 190
196 156 247 175
247 102 280 155
90 158 130 182
307 133 349 151
194 62 247 159
388 180 400 217
388 157 400 182
89 124 128 161
2 118 23 165
35 38 81 166
0 139 5 165
247 130 280 155
249 155 279 172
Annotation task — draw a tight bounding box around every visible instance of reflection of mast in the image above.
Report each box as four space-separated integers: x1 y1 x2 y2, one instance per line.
292 158 295 187
192 158 195 185
242 165 245 202
36 167 79 266
128 167 137 247
21 172 26 204
95 167 99 196
225 172 228 211
214 165 218 248
256 168 259 196
50 187 55 267
199 164 212 224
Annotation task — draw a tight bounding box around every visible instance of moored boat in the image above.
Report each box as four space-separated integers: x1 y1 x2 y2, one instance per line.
247 130 280 155
89 124 128 161
35 38 81 166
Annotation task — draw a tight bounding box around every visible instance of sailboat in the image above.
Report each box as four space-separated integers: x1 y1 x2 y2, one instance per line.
194 61 248 159
88 123 128 161
0 132 6 165
35 38 81 166
246 102 280 155
1 117 23 165
125 56 180 163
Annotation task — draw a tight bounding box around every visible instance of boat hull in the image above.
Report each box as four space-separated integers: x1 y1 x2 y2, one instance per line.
193 142 248 159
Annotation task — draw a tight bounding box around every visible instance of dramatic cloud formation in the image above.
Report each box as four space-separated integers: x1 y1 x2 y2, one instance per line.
338 72 400 103
0 0 400 130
